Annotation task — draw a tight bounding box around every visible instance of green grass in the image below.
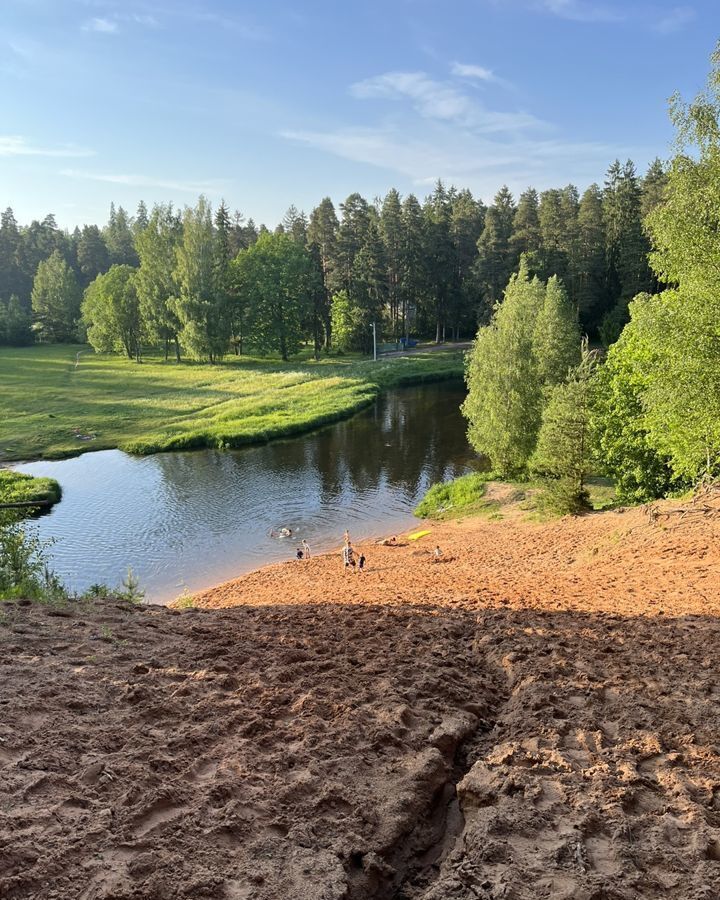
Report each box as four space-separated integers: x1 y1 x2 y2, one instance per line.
0 344 465 461
0 470 62 508
414 472 492 519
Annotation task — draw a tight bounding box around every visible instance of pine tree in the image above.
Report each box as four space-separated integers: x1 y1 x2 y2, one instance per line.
538 189 568 281
641 158 668 219
307 197 339 350
510 188 541 261
422 181 456 342
400 193 426 340
475 186 517 315
575 184 606 333
31 250 82 342
105 205 139 267
380 189 404 340
449 189 484 340
77 225 110 286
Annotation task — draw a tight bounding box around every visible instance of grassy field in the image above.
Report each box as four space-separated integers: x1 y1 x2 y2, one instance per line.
0 344 465 462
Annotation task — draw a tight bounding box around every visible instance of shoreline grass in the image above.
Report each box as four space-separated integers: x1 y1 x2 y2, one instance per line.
0 344 465 462
0 470 62 510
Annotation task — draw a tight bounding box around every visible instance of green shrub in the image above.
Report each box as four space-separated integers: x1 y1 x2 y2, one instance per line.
415 472 490 519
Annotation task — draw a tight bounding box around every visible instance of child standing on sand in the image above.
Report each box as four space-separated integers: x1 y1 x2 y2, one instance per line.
302 539 311 559
358 552 366 573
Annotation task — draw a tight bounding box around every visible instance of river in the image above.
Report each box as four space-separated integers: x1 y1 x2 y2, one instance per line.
15 382 479 602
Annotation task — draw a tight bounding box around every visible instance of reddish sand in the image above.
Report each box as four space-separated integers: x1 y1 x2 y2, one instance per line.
2 488 720 898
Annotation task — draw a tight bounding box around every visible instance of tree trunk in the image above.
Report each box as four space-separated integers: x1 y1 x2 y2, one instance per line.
174 337 181 362
164 338 169 361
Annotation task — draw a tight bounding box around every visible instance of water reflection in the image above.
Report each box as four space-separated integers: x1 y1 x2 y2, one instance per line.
17 383 479 601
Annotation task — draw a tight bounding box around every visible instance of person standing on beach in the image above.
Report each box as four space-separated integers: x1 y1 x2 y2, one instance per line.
342 543 356 573
302 539 311 559
358 552 366 574
343 529 350 546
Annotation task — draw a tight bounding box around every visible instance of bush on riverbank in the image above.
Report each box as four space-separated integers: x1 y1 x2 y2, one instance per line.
415 472 491 519
0 345 465 461
0 471 62 509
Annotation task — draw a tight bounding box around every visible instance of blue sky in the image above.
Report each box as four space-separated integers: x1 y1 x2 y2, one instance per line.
1 0 716 228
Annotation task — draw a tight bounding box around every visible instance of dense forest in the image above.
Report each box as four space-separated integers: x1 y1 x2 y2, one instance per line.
463 46 720 507
0 157 664 357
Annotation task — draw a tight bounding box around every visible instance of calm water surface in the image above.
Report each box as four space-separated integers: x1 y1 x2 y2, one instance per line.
16 383 479 601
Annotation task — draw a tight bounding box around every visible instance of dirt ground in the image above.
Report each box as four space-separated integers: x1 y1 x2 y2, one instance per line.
2 489 720 899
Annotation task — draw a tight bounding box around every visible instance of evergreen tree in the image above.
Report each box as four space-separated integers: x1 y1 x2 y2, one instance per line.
474 186 517 315
282 205 308 243
531 343 598 513
31 250 82 342
538 189 568 281
105 204 138 266
575 184 606 332
134 201 149 236
533 276 581 386
510 188 541 261
0 208 27 304
351 220 387 352
462 261 545 474
336 193 371 294
641 158 668 219
77 225 110 286
380 189 404 340
307 197 339 350
400 193 426 339
449 188 484 340
422 181 455 342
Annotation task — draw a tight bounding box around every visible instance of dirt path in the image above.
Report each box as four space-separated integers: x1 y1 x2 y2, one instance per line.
2 491 720 899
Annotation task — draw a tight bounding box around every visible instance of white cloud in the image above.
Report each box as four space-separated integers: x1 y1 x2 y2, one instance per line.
281 124 624 200
349 71 541 132
653 5 695 34
0 136 94 158
451 62 496 82
536 0 625 22
82 17 119 34
60 169 223 194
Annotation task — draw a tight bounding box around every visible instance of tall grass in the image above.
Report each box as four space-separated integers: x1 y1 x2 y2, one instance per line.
0 471 62 507
414 472 490 519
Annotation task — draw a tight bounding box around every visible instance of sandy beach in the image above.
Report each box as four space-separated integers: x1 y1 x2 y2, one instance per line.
2 487 720 898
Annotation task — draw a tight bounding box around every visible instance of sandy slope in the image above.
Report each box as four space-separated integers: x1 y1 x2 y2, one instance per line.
2 490 720 899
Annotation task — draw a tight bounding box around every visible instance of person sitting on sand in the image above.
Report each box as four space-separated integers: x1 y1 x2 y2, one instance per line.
433 545 443 562
342 543 356 573
379 535 398 546
302 539 310 559
296 547 304 561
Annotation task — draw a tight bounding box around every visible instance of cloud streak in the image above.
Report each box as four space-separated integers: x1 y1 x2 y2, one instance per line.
60 169 224 194
82 17 119 34
451 62 497 82
0 136 94 158
350 71 541 132
535 0 625 22
653 5 695 34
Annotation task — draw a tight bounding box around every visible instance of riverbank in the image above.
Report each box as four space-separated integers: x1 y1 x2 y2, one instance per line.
3 489 719 898
0 344 464 462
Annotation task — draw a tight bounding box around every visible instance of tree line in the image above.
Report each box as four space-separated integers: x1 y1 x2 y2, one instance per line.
0 157 665 355
463 44 720 508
